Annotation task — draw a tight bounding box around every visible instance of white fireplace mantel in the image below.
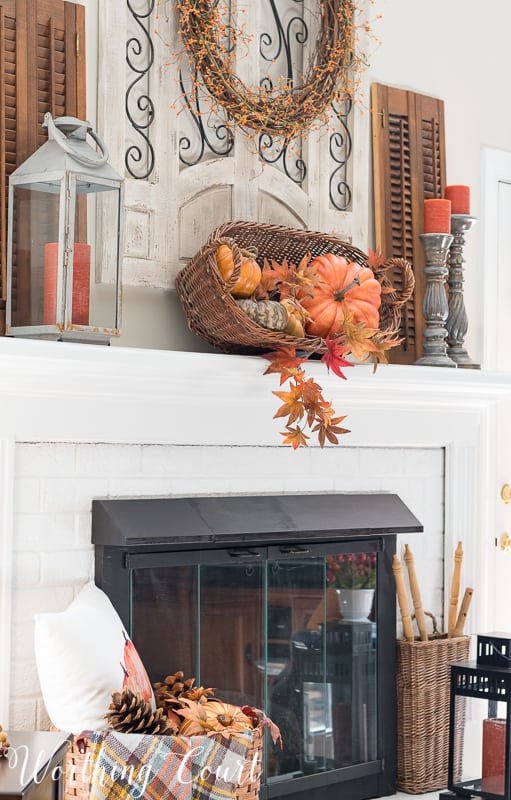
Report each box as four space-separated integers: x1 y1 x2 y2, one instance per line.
1 336 511 726
0 337 509 445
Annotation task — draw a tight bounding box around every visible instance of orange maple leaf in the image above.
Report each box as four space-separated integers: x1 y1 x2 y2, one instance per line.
312 407 350 447
262 347 307 384
367 248 386 269
280 425 310 449
273 382 305 424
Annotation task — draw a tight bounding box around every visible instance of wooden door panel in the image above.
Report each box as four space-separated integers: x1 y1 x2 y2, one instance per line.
98 0 369 291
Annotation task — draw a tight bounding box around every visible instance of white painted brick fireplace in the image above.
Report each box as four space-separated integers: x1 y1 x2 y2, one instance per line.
1 337 511 733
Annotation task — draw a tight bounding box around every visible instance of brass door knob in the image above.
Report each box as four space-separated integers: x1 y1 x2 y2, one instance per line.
500 533 511 551
501 484 511 504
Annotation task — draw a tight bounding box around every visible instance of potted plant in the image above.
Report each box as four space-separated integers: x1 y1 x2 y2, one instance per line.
326 553 377 621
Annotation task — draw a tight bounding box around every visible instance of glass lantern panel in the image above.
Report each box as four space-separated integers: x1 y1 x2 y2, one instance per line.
10 184 61 328
10 181 120 332
451 694 509 799
85 186 121 331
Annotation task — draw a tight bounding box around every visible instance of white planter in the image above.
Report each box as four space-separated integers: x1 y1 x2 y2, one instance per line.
336 588 375 622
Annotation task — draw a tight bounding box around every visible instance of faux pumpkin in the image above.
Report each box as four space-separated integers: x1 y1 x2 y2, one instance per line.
236 298 288 331
216 244 261 298
300 254 381 337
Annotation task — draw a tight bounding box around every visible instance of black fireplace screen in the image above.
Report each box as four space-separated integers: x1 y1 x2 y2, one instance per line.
129 546 378 784
92 493 422 800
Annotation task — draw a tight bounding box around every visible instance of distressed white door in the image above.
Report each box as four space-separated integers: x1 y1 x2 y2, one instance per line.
97 0 369 289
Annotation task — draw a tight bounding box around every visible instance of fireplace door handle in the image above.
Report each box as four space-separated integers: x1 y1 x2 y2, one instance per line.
278 545 310 554
227 548 262 558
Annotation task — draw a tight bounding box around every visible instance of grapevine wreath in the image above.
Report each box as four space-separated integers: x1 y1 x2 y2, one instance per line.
172 0 366 141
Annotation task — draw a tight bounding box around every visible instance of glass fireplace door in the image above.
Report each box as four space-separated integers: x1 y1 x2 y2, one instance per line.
128 541 380 793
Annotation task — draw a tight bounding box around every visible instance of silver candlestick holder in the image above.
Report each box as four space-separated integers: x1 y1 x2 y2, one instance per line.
415 233 457 367
446 214 479 368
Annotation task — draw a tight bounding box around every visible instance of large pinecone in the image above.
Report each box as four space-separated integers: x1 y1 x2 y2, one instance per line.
154 671 215 712
105 688 176 735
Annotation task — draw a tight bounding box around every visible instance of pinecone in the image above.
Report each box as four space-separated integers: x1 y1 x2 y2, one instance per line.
154 671 215 712
105 688 176 735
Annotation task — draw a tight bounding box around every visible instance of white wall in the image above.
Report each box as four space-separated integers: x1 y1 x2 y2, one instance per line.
368 0 511 371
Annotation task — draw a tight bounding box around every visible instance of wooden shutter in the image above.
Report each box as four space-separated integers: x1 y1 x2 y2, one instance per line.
371 82 446 363
0 0 85 332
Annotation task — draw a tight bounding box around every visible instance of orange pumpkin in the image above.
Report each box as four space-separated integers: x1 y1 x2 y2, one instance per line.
300 254 381 337
216 244 262 298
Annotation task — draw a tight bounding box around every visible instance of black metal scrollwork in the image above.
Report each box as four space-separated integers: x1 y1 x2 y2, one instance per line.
329 96 353 211
259 134 306 186
126 0 155 179
258 0 307 183
178 70 235 166
178 5 235 165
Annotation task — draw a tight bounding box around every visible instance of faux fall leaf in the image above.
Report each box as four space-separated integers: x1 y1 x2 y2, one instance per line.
262 347 307 384
273 383 306 424
321 335 353 380
343 316 402 364
241 705 283 748
367 248 385 269
260 257 295 296
280 425 310 450
312 406 350 447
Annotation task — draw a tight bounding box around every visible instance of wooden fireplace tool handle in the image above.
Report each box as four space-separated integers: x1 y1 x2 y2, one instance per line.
448 541 464 637
404 544 428 641
392 554 414 642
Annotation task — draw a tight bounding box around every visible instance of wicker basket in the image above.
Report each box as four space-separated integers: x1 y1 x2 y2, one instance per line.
55 726 263 800
175 221 415 356
396 615 471 794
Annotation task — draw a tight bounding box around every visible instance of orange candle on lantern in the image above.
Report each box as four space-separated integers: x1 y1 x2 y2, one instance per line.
423 199 451 233
444 185 470 215
44 242 91 325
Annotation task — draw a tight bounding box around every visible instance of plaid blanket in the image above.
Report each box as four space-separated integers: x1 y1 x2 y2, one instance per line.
88 729 255 800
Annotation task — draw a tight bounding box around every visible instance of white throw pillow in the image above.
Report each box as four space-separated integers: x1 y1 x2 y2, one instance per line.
35 581 154 733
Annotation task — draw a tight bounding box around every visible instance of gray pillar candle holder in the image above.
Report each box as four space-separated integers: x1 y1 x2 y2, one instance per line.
415 233 457 367
446 214 480 368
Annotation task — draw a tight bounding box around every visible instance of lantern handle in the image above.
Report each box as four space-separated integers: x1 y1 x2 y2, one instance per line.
44 113 109 168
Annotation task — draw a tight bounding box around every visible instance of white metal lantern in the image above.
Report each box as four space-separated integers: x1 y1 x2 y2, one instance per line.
6 113 124 344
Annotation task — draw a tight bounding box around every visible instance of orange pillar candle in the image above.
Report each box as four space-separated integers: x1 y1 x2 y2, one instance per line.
445 184 470 215
423 198 451 233
44 242 91 326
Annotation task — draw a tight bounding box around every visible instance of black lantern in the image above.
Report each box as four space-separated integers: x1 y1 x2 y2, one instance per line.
5 113 123 344
440 633 511 800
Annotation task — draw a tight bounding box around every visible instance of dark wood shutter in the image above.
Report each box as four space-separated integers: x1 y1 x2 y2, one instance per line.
0 0 85 331
371 82 446 363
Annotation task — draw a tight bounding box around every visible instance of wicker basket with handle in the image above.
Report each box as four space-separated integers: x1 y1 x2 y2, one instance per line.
175 221 415 356
396 613 471 794
53 725 263 800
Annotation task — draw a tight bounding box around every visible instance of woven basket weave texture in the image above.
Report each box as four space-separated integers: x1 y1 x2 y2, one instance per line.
396 634 471 794
56 727 263 800
175 221 414 356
